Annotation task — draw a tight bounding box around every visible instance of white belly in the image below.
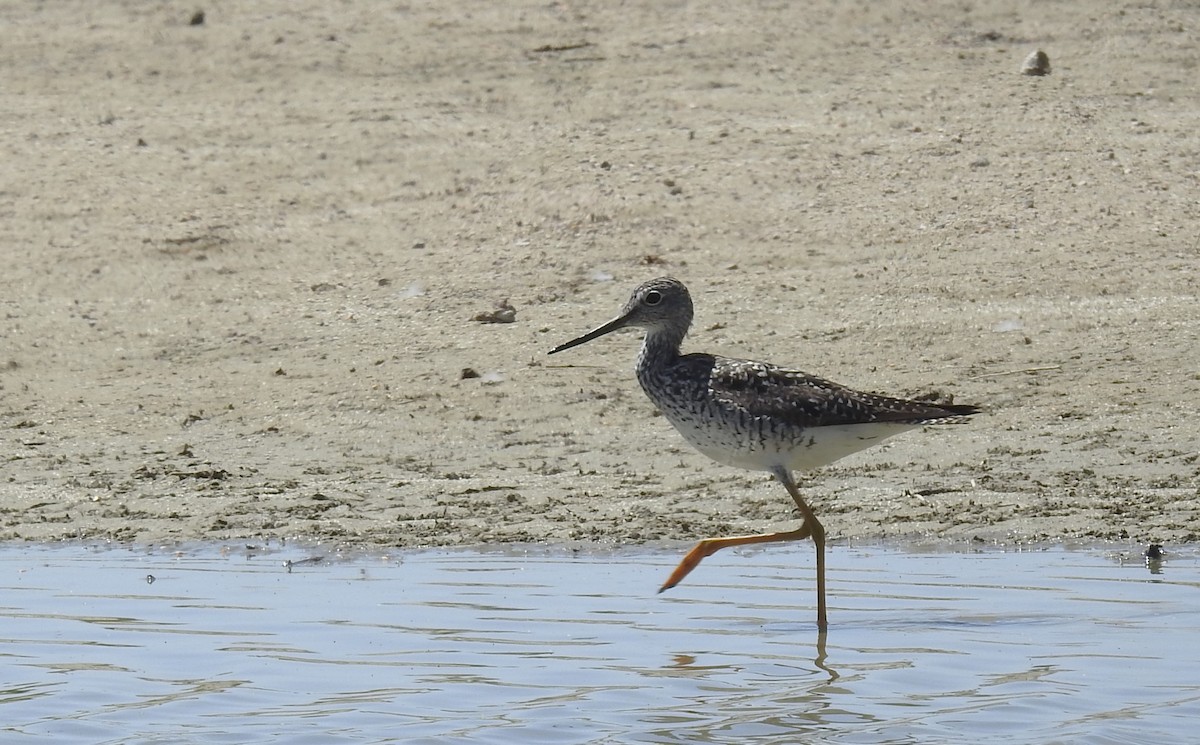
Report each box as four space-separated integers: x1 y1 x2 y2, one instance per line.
666 417 919 473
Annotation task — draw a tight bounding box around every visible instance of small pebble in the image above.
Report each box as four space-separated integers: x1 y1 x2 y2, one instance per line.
472 299 516 324
1021 49 1051 76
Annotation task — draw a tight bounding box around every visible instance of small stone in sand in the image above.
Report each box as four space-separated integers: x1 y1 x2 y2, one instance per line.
1022 49 1051 76
472 299 516 324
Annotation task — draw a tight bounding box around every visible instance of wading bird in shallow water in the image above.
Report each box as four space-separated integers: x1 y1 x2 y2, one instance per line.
549 277 980 631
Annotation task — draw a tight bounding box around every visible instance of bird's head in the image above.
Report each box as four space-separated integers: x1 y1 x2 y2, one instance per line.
549 277 693 354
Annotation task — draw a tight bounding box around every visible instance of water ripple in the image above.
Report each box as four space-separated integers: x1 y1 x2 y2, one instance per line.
0 543 1195 743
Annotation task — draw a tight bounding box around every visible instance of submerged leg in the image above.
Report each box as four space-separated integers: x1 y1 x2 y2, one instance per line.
771 466 827 632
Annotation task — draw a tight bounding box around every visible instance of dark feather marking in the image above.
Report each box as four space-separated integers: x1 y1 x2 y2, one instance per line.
662 353 979 429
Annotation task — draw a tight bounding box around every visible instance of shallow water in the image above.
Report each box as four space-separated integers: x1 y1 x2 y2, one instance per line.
1 542 1195 744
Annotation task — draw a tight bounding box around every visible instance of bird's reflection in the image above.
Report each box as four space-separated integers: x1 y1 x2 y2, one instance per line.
814 631 839 682
667 629 840 683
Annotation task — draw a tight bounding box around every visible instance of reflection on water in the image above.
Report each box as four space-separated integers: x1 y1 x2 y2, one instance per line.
1 542 1196 743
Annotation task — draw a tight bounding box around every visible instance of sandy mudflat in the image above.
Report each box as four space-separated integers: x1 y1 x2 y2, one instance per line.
1 1 1197 553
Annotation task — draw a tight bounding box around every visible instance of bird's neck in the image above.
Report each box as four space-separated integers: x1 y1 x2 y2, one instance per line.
636 325 686 374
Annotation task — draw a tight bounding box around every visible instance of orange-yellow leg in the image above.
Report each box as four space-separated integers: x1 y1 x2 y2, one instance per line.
658 526 813 591
658 466 829 631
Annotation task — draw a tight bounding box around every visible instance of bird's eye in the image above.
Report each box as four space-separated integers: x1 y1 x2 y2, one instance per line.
644 290 663 306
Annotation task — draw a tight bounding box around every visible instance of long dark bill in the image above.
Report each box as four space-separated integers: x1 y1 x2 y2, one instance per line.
548 315 630 355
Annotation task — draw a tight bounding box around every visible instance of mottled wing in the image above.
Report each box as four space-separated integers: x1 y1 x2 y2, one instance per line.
699 355 979 428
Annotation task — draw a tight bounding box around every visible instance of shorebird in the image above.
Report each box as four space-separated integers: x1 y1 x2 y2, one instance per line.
549 277 979 631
